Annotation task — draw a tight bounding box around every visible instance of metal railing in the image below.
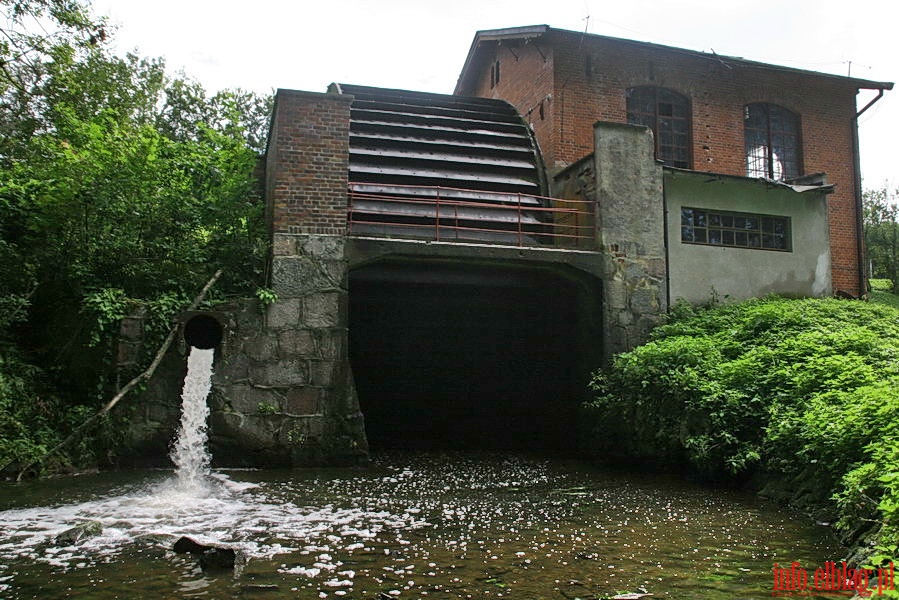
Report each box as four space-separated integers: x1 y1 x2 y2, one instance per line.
347 183 595 249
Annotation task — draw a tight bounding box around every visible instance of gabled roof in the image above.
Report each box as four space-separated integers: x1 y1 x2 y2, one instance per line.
455 24 894 96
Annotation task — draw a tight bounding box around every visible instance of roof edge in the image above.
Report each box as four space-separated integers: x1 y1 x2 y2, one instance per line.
455 25 549 95
454 24 893 95
665 166 836 195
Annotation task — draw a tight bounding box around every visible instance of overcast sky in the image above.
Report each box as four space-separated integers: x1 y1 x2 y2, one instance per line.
95 0 896 189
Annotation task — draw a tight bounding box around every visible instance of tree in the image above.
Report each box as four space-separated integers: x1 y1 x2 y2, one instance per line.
1 0 107 160
0 0 104 329
0 0 272 473
2 47 269 321
863 186 899 293
0 0 104 90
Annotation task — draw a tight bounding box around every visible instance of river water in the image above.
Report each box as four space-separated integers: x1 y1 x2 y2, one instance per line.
0 451 840 599
0 347 841 598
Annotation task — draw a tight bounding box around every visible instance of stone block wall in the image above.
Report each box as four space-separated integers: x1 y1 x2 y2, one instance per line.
211 296 365 465
118 296 366 467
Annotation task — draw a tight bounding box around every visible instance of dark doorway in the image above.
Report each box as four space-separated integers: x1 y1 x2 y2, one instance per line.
349 260 599 451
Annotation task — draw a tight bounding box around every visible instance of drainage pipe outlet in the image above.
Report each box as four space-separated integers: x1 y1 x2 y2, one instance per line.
183 314 224 349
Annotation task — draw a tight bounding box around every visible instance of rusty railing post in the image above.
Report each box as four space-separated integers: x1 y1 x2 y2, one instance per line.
517 193 523 246
435 186 441 242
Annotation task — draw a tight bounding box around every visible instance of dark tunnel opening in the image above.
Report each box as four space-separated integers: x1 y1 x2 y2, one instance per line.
349 260 600 452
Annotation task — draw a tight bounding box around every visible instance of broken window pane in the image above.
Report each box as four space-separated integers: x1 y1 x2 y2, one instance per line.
744 103 801 180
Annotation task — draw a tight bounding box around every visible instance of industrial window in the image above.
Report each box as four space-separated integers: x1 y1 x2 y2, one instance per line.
626 86 692 168
744 103 801 180
681 207 791 251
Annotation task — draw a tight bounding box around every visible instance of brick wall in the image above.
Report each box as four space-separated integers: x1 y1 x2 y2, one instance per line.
468 42 557 168
467 31 866 296
265 90 353 236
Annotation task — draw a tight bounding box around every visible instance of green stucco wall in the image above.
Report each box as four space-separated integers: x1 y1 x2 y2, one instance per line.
665 171 832 304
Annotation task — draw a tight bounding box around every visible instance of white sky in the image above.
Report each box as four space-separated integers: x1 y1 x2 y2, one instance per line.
95 0 897 189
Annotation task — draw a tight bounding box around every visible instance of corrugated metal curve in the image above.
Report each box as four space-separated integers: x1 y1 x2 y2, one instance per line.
337 84 548 244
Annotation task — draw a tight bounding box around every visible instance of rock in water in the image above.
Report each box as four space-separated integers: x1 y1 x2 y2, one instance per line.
200 546 237 571
54 520 103 546
172 536 207 554
173 535 238 572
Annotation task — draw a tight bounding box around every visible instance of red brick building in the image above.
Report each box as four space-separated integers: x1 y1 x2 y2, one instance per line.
455 25 892 297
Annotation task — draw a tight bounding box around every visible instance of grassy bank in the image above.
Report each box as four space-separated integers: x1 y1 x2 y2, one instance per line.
871 279 899 309
586 294 899 575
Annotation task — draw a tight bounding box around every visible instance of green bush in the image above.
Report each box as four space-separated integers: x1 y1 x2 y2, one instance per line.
0 345 100 475
587 296 899 563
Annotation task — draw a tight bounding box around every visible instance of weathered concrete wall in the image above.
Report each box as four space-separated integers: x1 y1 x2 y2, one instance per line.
666 170 832 303
592 122 668 357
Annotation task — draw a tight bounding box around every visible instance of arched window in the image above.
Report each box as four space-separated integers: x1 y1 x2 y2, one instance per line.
744 103 801 180
626 87 692 168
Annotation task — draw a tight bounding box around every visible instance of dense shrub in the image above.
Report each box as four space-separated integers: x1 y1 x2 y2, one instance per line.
0 345 98 475
587 296 899 565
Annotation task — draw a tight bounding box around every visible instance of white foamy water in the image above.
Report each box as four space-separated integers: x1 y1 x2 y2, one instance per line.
0 474 429 572
0 345 432 579
169 346 214 492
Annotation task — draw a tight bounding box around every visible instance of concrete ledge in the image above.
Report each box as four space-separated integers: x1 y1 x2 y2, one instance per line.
346 236 604 279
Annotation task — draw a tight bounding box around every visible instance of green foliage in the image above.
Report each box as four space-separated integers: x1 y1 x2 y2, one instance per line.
256 401 278 415
0 347 53 472
870 279 899 309
587 296 899 564
864 187 899 292
82 288 130 347
254 287 279 307
0 344 98 474
0 0 103 91
0 1 272 475
4 60 266 298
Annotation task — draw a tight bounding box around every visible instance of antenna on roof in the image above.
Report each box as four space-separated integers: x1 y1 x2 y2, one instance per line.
578 14 590 48
844 60 871 77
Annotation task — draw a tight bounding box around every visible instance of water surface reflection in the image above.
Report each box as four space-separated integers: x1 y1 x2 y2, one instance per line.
0 452 840 598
